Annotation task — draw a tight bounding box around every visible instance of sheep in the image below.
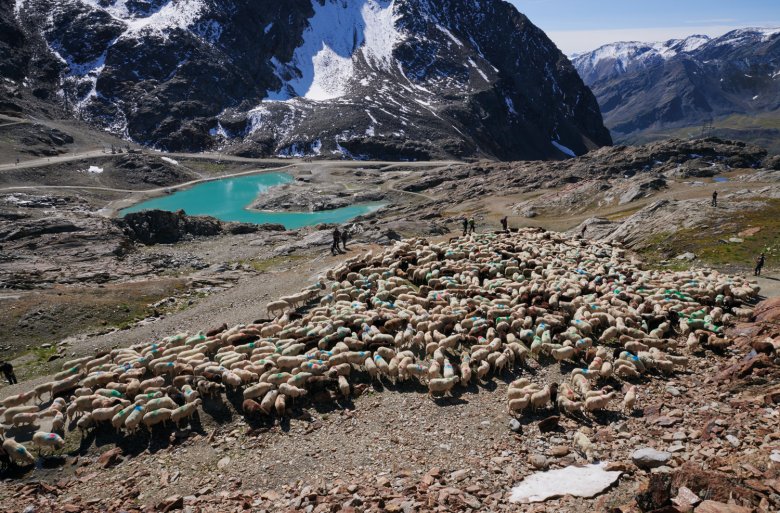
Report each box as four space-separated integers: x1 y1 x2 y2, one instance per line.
32 432 65 454
267 300 291 318
124 406 145 434
552 345 577 363
584 391 617 413
142 408 173 428
46 411 64 434
427 376 459 397
76 414 94 437
557 396 582 414
3 405 38 423
508 395 531 414
92 403 126 423
11 412 39 427
2 391 35 408
530 385 551 410
260 390 279 414
274 394 287 416
278 383 307 398
573 430 596 462
623 385 637 413
2 438 35 466
171 400 201 425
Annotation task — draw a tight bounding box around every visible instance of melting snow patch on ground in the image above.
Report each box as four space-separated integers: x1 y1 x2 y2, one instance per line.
85 166 104 174
551 140 576 157
509 463 622 503
161 156 179 165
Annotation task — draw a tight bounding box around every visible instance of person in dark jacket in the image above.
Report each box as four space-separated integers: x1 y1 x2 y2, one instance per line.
500 216 508 232
755 253 765 276
341 228 349 251
0 361 17 385
711 191 718 207
331 227 343 255
462 217 468 236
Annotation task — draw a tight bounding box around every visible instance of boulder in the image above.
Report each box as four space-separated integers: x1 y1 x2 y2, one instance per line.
116 209 280 245
631 448 672 469
694 500 752 513
754 297 780 324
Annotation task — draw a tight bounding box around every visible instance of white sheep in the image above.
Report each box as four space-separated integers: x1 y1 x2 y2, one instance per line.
32 432 65 454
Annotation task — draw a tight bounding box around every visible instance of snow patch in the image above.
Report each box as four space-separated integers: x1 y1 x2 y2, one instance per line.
467 58 489 82
85 166 104 174
436 24 462 47
264 0 402 102
161 156 179 165
551 140 576 158
77 0 206 37
509 464 622 503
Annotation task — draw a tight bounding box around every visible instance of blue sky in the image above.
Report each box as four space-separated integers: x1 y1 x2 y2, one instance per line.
509 0 780 54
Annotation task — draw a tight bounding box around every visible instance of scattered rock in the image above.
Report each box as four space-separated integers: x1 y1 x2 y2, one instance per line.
538 415 559 433
158 495 184 512
694 500 752 513
635 471 672 511
97 447 123 469
631 448 672 469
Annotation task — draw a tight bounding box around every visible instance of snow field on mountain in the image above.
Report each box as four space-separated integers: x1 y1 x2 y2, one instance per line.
266 0 402 102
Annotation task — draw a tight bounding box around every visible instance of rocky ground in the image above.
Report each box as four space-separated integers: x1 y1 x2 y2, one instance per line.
0 234 778 513
0 135 778 512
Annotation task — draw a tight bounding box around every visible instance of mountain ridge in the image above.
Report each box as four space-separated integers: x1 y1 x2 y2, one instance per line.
3 0 612 160
571 27 780 151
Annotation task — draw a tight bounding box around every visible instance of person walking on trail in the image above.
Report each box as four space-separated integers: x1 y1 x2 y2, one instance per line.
581 224 587 238
331 227 343 255
0 361 17 385
711 191 718 207
468 217 475 234
340 227 349 251
500 216 508 232
755 253 765 276
462 218 468 236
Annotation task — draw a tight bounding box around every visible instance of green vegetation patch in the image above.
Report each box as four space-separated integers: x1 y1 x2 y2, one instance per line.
639 199 780 269
244 255 305 273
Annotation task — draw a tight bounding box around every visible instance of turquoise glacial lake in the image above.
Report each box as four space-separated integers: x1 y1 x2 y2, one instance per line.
120 173 385 229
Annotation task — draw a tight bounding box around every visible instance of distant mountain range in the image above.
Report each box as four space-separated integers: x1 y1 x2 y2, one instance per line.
0 0 612 160
572 28 780 152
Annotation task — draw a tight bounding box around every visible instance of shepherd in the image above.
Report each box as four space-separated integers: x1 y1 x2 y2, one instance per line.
331 227 343 255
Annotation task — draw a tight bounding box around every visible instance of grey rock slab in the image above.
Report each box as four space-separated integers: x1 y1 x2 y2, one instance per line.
632 448 672 469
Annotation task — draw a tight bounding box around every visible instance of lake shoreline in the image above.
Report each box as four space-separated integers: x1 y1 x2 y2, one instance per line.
117 170 388 229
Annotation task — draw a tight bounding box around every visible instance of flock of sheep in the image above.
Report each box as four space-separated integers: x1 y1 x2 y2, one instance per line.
0 228 758 467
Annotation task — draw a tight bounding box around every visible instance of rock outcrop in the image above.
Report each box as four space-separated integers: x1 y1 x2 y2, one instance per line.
117 209 284 245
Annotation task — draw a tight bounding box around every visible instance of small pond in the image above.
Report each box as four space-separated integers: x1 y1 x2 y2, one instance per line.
120 173 385 229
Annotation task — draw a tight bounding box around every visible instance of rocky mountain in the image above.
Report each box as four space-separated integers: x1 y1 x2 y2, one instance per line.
3 0 611 160
572 28 780 151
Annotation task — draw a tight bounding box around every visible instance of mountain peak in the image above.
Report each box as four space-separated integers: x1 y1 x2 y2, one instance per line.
571 26 780 152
